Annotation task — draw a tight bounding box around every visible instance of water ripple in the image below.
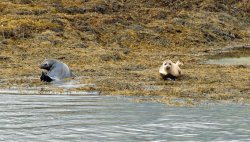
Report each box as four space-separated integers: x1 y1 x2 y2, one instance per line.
0 94 249 141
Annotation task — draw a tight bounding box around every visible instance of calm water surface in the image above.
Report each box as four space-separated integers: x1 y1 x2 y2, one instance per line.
207 56 250 65
0 94 249 142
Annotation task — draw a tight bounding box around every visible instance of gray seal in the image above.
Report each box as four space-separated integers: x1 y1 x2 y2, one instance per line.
39 59 75 82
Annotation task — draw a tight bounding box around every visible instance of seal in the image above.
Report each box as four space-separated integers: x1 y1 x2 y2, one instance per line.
39 59 75 82
159 59 183 80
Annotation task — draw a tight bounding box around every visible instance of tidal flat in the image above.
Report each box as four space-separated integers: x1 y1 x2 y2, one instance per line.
0 0 250 105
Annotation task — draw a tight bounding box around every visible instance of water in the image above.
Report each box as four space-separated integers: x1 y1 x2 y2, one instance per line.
0 94 249 142
206 50 250 65
207 56 250 65
0 78 98 95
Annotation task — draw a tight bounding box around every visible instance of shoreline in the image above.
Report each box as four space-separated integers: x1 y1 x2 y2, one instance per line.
0 44 249 106
0 1 250 106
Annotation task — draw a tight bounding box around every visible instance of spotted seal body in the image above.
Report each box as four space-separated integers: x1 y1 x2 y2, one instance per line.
159 60 183 80
39 59 74 82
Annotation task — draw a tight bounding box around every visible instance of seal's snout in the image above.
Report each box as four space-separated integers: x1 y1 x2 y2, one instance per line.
165 62 171 70
39 62 50 70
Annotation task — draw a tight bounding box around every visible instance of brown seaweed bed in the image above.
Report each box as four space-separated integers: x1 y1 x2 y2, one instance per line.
0 46 249 106
0 0 250 106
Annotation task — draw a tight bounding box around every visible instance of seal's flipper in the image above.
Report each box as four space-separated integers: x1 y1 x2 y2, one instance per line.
40 72 53 82
70 71 76 78
160 73 177 80
165 74 177 80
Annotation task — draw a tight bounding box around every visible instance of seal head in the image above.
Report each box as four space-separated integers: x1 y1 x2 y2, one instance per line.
159 59 183 80
39 59 58 71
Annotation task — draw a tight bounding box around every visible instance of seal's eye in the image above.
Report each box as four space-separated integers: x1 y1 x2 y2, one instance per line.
164 63 168 66
169 63 172 65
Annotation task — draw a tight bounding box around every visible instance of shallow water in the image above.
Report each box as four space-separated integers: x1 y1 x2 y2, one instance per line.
207 56 250 65
0 77 98 95
0 94 249 141
206 50 250 65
